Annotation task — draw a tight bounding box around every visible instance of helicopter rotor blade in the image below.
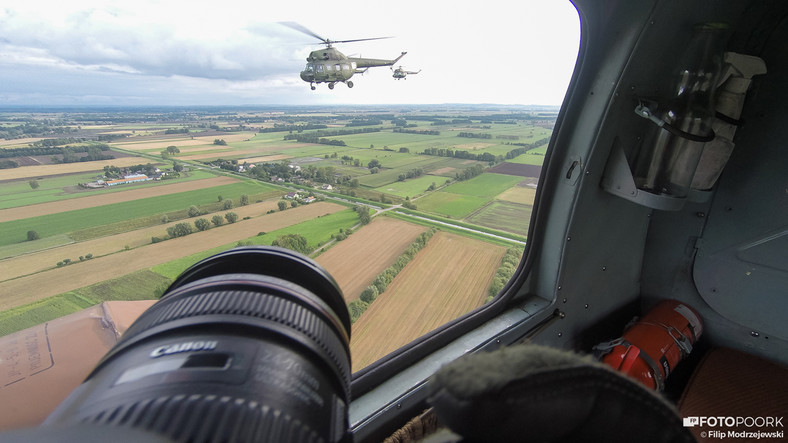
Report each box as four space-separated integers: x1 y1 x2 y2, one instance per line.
329 36 393 44
279 21 329 44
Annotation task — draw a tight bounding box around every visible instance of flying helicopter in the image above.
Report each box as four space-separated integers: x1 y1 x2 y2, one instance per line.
281 22 407 90
391 66 421 80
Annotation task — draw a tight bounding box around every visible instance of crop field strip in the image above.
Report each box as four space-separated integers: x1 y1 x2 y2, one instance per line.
315 217 428 301
0 202 347 311
1 199 283 281
349 231 506 371
0 156 156 181
0 181 273 247
0 176 239 222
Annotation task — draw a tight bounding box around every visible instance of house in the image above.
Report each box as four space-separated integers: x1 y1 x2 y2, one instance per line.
284 192 299 199
321 184 333 190
303 196 316 204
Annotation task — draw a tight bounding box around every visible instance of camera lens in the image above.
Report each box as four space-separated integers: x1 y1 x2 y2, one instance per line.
45 246 352 443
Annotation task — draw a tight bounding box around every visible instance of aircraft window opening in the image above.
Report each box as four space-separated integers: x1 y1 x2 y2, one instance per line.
341 64 350 71
317 64 324 72
351 62 357 70
305 63 314 72
327 64 333 71
335 64 341 71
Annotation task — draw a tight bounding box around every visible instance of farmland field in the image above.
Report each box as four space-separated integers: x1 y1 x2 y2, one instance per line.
350 231 506 370
0 107 555 373
0 176 239 222
0 202 347 310
316 217 428 301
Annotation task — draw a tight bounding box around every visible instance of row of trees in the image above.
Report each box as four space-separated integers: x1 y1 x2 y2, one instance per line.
157 212 239 242
0 143 111 159
457 132 493 139
486 247 524 302
347 228 437 322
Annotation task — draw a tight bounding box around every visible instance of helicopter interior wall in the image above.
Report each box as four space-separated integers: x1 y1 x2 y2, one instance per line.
525 0 746 350
641 0 788 367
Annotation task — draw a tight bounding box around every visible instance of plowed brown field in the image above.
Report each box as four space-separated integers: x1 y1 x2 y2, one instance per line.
349 232 505 371
0 176 239 222
0 202 345 310
315 217 428 301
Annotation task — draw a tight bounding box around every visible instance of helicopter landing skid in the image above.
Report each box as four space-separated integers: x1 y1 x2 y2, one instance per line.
310 83 316 90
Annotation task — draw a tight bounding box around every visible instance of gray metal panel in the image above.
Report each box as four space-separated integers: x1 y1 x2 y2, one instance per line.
693 14 788 341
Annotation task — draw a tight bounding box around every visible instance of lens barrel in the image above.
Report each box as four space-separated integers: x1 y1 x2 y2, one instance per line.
45 247 352 443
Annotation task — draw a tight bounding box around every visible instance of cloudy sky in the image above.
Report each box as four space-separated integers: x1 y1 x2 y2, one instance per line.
0 0 580 107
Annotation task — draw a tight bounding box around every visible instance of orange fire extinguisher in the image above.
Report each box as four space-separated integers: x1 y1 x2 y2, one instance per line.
594 300 703 390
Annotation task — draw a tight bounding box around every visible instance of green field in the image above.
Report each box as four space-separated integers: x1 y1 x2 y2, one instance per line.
0 170 216 210
373 175 443 198
467 201 532 236
443 173 523 198
415 191 489 219
0 181 276 247
152 208 359 279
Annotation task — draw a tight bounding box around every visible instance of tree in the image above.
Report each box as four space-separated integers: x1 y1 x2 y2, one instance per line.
214 139 227 145
290 200 298 208
188 205 201 217
194 218 211 231
166 222 192 238
240 194 249 206
225 212 238 223
368 159 381 169
27 230 40 241
223 199 234 210
28 179 40 189
211 214 224 227
360 286 379 303
271 233 310 255
166 145 180 155
173 162 183 172
278 200 287 211
354 205 371 225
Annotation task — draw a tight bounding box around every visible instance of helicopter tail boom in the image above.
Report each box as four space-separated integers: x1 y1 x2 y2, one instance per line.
352 52 407 68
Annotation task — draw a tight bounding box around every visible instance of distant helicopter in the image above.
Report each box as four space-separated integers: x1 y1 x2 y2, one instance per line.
392 66 421 80
281 22 407 90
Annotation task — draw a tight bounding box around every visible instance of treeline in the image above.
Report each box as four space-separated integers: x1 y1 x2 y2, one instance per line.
259 124 328 133
346 119 383 127
321 127 380 137
393 128 440 135
398 168 424 181
0 123 77 139
282 134 347 146
347 228 437 322
52 146 114 164
422 147 498 163
0 143 110 158
487 247 524 302
457 132 492 139
455 164 485 181
503 137 551 159
165 128 189 134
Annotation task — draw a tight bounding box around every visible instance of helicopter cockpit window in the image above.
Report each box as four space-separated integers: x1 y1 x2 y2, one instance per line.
317 64 324 72
305 63 315 72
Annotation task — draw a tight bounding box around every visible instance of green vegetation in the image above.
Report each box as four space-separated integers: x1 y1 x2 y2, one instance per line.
0 270 172 336
0 182 273 247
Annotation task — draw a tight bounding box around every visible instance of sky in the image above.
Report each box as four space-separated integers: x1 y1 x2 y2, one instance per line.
0 0 580 107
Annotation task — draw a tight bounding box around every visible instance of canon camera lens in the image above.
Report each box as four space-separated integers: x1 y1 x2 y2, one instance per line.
44 246 352 443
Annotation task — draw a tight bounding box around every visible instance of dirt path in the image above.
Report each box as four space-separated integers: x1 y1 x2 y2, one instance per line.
0 176 239 222
0 202 345 310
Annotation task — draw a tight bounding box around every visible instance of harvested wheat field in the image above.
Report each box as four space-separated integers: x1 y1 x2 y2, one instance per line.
1 199 281 280
350 232 505 371
316 217 428 301
0 176 239 223
238 154 292 164
0 202 345 310
0 157 154 181
179 150 259 161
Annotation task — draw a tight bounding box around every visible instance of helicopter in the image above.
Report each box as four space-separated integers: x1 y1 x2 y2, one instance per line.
391 66 421 80
281 22 407 90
